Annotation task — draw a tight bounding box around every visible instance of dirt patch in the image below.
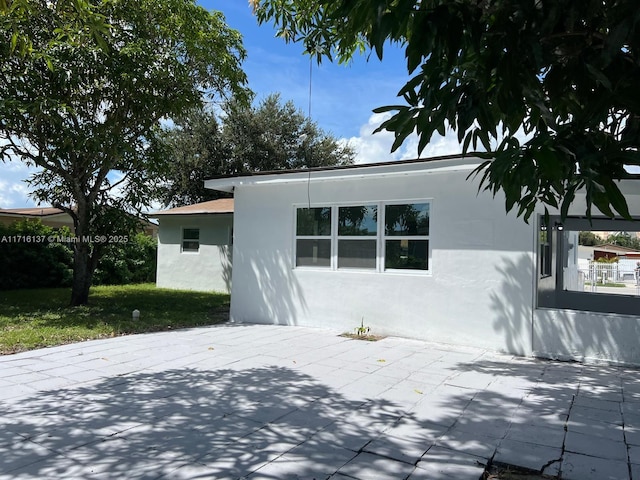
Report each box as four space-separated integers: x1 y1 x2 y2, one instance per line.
483 463 557 479
339 333 386 342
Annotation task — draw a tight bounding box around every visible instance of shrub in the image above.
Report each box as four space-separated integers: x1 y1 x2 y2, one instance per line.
93 233 157 285
0 220 73 289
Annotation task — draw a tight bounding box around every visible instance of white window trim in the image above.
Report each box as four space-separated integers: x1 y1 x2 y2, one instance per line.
293 200 432 274
293 207 332 269
382 201 431 274
336 204 378 271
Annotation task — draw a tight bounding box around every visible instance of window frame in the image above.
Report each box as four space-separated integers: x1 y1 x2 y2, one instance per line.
294 207 333 268
293 200 432 274
382 201 430 273
336 204 379 270
181 227 200 254
539 221 552 278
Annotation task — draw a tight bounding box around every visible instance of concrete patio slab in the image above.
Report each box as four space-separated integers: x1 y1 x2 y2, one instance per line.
0 323 638 479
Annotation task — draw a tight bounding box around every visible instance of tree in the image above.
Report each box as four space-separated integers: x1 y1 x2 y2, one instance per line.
155 109 233 207
1 0 110 58
606 232 640 250
1 0 250 305
157 93 355 207
223 93 355 172
251 0 640 221
578 231 599 246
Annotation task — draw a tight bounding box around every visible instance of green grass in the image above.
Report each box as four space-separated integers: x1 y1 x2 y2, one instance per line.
0 284 229 355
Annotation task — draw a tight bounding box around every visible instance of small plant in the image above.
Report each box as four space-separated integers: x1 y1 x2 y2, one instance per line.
339 317 384 341
355 317 370 336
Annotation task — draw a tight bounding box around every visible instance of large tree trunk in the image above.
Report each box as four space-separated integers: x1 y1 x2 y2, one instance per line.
70 200 93 306
70 242 93 306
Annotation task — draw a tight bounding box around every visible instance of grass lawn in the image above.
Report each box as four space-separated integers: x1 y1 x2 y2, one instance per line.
0 284 229 355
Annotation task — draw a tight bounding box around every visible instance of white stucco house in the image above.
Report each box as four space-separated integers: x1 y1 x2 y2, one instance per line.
151 198 233 293
204 155 640 365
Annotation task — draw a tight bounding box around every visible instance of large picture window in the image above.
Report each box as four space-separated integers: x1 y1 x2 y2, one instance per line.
294 201 430 273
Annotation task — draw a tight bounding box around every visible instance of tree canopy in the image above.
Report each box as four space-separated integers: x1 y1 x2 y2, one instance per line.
157 93 355 207
0 0 250 304
1 0 110 58
252 0 640 221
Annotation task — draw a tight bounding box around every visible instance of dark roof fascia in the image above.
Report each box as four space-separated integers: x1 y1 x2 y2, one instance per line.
0 210 67 218
205 153 484 181
205 152 640 183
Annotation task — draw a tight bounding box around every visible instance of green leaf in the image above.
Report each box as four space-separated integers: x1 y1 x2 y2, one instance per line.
251 0 640 221
372 105 407 114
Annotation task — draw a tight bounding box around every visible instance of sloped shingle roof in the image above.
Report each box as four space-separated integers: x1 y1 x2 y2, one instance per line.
151 198 234 216
0 207 66 217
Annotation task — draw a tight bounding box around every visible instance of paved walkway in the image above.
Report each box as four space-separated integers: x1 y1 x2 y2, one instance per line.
0 324 638 479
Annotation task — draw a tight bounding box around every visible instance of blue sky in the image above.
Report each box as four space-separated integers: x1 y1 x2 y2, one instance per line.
213 1 409 138
0 0 463 209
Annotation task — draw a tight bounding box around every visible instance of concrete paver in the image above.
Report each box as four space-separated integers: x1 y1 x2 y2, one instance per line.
493 439 562 474
0 324 638 479
412 446 487 479
562 452 630 480
564 430 628 461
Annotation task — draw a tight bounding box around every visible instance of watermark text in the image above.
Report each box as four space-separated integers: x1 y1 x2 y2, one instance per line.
0 235 130 244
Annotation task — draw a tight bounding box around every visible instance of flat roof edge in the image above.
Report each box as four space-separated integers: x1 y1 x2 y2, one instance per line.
205 155 484 192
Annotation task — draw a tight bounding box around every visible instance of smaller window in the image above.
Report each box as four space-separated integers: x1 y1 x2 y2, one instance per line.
182 228 200 253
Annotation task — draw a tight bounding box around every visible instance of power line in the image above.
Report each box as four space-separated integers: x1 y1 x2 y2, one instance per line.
308 55 312 120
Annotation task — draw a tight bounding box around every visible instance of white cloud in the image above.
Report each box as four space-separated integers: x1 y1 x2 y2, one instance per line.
346 112 464 164
0 177 36 208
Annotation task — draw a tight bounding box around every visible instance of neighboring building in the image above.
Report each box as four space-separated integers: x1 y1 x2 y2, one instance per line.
151 198 233 293
0 206 159 238
580 243 640 261
0 207 75 230
576 244 640 283
205 154 640 365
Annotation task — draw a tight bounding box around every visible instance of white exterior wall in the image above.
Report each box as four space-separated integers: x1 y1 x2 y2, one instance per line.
156 214 232 293
229 166 536 355
533 309 640 364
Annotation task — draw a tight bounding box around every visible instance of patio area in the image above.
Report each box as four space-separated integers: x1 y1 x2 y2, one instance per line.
1 324 638 479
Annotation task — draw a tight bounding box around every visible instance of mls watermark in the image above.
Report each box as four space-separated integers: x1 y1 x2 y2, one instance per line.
0 235 130 244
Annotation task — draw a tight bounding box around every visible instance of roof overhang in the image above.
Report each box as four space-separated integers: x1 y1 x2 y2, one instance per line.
149 199 234 217
150 211 233 217
0 210 68 220
205 155 484 193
